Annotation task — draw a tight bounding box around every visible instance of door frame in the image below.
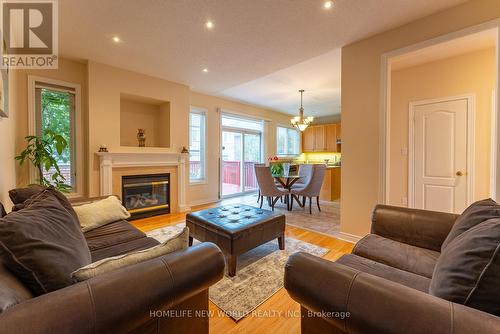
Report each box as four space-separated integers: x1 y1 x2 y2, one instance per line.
219 112 264 199
379 19 500 204
408 95 475 209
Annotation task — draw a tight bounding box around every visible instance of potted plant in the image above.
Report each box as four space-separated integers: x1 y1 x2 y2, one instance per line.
268 156 283 175
15 129 72 192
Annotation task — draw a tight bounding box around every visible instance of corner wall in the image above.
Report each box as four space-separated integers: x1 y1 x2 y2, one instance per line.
0 70 19 209
341 0 500 237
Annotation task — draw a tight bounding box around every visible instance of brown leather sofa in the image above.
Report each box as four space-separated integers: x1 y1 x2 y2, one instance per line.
285 205 500 334
0 198 225 334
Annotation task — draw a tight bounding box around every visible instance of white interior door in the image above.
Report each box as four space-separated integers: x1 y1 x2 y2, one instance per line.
411 98 470 214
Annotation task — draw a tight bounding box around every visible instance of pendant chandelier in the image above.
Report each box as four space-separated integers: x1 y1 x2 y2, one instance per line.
291 89 314 131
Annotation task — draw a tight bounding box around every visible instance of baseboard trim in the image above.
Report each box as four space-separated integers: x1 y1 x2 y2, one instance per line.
189 198 220 207
335 232 362 244
178 204 192 213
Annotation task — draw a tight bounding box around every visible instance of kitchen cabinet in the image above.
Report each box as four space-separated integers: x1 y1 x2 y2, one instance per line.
314 126 326 151
302 123 341 152
303 127 315 152
320 167 341 201
326 124 337 152
335 123 341 152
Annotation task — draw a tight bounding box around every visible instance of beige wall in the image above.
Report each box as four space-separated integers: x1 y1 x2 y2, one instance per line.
341 0 500 237
389 48 496 206
120 99 165 147
0 70 19 208
14 58 89 193
87 61 191 197
188 91 292 205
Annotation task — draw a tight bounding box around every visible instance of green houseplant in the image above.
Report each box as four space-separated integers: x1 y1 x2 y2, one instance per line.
15 129 72 192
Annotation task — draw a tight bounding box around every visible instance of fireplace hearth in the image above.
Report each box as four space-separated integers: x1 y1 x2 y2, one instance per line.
122 173 170 220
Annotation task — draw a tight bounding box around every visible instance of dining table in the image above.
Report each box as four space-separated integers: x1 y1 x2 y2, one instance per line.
273 174 301 190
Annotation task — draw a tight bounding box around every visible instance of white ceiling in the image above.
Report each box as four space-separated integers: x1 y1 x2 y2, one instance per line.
59 0 467 116
220 49 341 117
391 29 497 71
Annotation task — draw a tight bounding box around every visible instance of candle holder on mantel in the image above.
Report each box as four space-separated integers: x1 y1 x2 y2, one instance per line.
137 129 146 147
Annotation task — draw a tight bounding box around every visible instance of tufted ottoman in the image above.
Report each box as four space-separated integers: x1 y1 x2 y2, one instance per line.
186 204 286 276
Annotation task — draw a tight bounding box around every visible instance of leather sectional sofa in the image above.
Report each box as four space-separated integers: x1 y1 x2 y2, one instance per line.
0 196 225 334
285 204 500 334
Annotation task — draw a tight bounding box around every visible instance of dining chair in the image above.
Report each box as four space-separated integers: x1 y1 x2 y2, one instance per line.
293 164 314 189
253 163 266 205
290 164 326 214
255 165 290 211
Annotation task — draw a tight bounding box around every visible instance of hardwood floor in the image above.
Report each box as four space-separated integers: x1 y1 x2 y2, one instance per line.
132 197 354 334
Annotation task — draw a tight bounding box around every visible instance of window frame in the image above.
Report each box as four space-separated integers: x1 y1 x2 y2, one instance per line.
276 125 301 157
27 75 83 198
189 107 207 184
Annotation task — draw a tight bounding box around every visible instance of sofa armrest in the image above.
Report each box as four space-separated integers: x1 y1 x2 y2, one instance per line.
0 243 225 334
371 204 458 251
285 252 500 334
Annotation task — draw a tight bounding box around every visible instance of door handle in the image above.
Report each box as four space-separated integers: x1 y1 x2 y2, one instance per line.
456 171 464 176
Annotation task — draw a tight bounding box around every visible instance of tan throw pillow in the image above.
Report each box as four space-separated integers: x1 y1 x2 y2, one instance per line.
72 227 189 281
73 196 131 232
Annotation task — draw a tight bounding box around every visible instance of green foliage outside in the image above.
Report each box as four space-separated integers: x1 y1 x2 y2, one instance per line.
40 89 72 164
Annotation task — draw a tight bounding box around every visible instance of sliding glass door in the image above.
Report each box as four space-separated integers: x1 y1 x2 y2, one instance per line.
221 115 263 197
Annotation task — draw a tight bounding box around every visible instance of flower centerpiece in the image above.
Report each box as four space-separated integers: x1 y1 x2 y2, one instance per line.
268 156 283 175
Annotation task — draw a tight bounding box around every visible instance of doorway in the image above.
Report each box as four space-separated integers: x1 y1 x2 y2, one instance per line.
408 96 474 214
380 24 499 212
220 114 263 197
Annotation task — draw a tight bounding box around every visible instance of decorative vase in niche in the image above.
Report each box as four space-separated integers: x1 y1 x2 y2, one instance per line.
137 129 146 147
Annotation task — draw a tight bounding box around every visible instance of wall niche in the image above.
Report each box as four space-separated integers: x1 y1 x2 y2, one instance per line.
120 93 170 148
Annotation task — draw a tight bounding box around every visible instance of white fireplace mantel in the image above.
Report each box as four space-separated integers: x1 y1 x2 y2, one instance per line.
95 151 190 212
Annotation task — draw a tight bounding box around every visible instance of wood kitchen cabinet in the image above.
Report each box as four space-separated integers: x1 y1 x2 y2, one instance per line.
313 126 326 151
302 123 341 152
320 167 341 201
302 127 315 152
335 123 341 152
326 124 337 152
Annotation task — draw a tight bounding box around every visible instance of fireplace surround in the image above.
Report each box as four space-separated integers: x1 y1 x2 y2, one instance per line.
122 173 170 219
95 151 190 213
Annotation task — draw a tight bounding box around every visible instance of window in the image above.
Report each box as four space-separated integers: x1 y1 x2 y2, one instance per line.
189 108 206 182
277 126 300 155
30 77 82 195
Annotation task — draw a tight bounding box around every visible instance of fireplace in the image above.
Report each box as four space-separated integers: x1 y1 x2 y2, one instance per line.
122 173 170 220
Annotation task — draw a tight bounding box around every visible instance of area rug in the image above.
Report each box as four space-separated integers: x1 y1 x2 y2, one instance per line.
221 195 341 237
147 223 329 321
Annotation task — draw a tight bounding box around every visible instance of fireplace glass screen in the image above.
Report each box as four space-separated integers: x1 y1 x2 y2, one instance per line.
122 173 170 219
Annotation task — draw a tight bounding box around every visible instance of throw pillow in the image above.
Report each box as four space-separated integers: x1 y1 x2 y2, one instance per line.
0 189 92 295
0 202 6 218
73 196 131 232
429 218 500 315
441 198 500 250
72 227 189 281
8 185 46 204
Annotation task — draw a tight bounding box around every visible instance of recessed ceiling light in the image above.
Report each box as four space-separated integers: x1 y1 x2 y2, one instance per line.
202 68 209 73
112 36 121 43
205 20 214 29
323 1 333 9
